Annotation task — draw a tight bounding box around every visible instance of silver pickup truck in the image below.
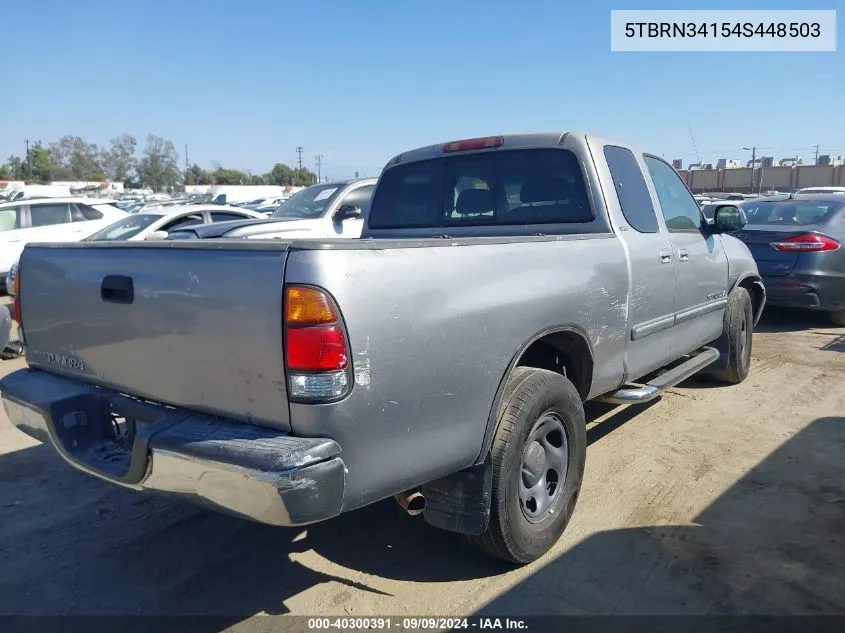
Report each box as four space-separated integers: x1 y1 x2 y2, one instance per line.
1 133 764 563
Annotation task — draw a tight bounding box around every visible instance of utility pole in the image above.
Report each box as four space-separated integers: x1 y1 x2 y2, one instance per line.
814 144 820 165
315 154 323 183
24 138 31 180
184 144 190 184
743 146 756 193
296 146 304 171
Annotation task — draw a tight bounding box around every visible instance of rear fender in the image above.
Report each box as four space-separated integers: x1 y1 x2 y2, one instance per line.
474 324 593 466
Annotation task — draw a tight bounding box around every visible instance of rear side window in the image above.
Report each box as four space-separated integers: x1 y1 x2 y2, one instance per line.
0 206 21 232
603 145 658 233
368 149 593 229
71 203 104 221
338 185 375 212
163 214 205 231
210 212 251 222
30 203 72 227
743 201 843 226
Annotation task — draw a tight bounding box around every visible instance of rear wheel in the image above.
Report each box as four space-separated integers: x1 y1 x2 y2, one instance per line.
829 310 845 327
711 287 753 384
468 367 586 564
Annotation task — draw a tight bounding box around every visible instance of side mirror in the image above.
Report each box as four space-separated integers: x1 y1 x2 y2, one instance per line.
333 204 362 222
712 205 746 233
144 230 170 241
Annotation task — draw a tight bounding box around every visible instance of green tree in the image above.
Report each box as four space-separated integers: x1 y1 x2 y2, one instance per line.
137 134 180 191
29 142 58 183
100 134 137 183
2 156 26 180
210 165 247 185
248 174 265 185
0 163 11 180
267 163 294 185
292 167 318 186
50 136 106 181
268 164 316 186
185 164 212 186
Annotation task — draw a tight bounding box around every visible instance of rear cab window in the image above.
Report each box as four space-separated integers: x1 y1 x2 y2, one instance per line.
368 149 593 229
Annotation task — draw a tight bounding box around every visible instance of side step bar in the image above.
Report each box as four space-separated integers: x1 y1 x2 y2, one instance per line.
600 347 720 405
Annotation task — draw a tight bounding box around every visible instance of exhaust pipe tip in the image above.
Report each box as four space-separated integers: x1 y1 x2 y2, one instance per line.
394 490 425 516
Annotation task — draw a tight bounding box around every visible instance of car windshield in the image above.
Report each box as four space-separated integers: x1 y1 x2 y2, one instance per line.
742 201 843 226
85 213 162 241
271 184 344 220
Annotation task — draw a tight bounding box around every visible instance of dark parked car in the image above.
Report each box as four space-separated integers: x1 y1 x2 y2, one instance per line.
734 195 845 325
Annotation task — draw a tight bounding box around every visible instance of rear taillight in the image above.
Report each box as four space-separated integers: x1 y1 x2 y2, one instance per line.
770 234 841 252
11 266 20 324
285 286 350 400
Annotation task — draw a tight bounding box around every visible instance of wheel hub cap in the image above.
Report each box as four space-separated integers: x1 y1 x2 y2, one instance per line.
518 413 569 523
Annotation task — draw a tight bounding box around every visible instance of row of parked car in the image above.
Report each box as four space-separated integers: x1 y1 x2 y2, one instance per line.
4 179 844 326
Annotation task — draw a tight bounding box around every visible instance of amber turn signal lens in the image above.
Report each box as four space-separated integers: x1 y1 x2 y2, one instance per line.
285 286 338 325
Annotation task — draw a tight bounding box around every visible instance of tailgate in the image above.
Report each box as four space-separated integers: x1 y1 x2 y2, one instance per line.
19 242 292 430
735 226 802 276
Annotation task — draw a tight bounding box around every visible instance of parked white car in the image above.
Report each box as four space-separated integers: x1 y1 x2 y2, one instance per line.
794 187 845 195
83 204 266 242
0 197 126 291
4 204 265 299
4 184 73 201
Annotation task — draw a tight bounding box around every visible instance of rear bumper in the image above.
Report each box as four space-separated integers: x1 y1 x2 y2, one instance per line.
763 273 845 311
0 369 346 526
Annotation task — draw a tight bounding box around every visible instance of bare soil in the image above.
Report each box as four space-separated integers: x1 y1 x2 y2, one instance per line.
1 306 843 625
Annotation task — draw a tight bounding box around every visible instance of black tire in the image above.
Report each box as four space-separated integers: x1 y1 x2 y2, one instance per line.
829 310 845 327
468 367 586 564
711 287 753 384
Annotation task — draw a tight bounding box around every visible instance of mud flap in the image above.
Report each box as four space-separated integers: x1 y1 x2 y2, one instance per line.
422 455 492 535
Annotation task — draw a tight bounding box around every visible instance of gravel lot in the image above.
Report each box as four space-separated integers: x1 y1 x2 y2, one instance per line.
0 306 843 624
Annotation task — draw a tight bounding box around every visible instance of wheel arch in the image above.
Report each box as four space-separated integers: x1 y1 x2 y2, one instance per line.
734 273 766 326
474 325 594 465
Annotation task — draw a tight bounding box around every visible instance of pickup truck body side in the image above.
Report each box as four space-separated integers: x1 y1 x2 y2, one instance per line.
1 132 763 560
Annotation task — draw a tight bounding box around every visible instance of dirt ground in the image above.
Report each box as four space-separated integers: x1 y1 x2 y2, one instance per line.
0 306 843 625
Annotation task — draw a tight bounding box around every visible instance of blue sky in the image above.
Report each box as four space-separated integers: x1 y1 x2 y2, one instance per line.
1 0 842 179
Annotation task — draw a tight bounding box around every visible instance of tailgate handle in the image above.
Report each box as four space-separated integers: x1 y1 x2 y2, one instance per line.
101 275 134 304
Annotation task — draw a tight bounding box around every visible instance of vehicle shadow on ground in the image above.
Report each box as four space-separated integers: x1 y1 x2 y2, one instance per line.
754 306 838 334
0 399 664 621
476 416 845 616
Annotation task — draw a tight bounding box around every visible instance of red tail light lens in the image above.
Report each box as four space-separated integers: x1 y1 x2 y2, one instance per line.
286 325 348 371
11 265 20 324
284 285 351 400
442 136 504 153
770 234 840 252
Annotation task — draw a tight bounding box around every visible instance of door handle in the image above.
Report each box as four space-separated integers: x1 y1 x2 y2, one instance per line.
659 249 672 264
101 275 134 304
679 248 689 262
